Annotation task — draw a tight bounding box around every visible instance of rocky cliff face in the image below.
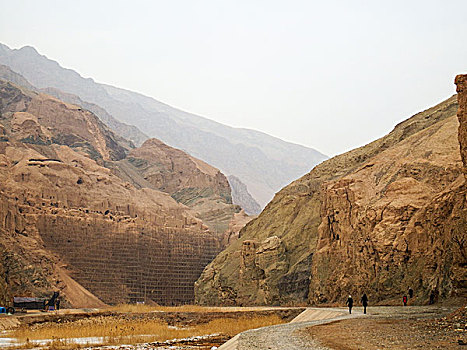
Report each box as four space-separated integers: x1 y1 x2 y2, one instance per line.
0 80 223 306
195 91 466 306
456 75 467 174
113 138 240 234
39 86 149 147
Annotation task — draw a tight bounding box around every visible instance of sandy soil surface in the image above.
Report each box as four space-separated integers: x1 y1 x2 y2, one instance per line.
219 307 358 350
303 305 466 349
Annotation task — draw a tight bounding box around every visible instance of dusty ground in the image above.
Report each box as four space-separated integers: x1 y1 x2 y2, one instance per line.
303 305 466 349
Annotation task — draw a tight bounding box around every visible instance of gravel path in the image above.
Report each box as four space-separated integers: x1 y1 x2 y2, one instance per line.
220 307 362 350
219 306 459 350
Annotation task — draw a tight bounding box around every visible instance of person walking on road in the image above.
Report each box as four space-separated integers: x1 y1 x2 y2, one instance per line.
346 295 354 314
403 295 408 306
361 293 368 314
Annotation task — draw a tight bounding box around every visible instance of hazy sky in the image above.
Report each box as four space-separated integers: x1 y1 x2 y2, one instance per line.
1 0 466 156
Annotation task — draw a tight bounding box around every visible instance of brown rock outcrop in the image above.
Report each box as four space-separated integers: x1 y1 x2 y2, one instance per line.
222 210 254 245
456 74 467 173
310 114 465 303
0 81 221 305
196 86 466 305
117 138 240 235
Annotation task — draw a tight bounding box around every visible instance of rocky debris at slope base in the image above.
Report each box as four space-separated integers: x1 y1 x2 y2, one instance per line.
0 81 221 306
195 90 466 306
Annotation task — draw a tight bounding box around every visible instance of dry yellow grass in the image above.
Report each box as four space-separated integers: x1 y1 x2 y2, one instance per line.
11 314 285 348
105 303 228 313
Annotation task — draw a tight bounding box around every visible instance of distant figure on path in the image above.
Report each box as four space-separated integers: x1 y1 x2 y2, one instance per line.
361 293 368 314
408 287 413 298
346 295 354 314
403 295 408 306
429 291 436 305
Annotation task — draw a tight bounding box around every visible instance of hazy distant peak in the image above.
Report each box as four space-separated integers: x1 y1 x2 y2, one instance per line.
18 45 39 54
0 43 10 53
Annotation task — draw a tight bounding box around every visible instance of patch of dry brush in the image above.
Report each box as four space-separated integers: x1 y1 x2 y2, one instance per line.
10 312 285 349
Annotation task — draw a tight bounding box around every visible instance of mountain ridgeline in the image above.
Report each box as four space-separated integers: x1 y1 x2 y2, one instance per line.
0 43 328 212
195 83 467 306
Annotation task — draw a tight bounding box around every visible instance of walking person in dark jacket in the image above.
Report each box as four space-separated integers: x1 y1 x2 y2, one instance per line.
346 295 354 314
361 293 368 314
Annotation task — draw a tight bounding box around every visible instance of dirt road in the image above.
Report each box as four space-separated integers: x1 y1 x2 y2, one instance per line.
219 307 360 350
218 305 463 350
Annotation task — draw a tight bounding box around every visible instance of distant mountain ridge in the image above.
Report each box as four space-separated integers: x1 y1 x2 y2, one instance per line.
0 43 328 210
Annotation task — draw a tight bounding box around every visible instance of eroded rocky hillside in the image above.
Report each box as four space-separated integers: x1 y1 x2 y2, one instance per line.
0 80 240 306
195 84 466 306
111 138 240 234
0 67 244 233
0 43 328 210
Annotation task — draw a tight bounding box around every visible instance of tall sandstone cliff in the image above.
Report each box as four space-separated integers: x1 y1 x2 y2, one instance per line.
0 80 234 306
196 83 467 305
